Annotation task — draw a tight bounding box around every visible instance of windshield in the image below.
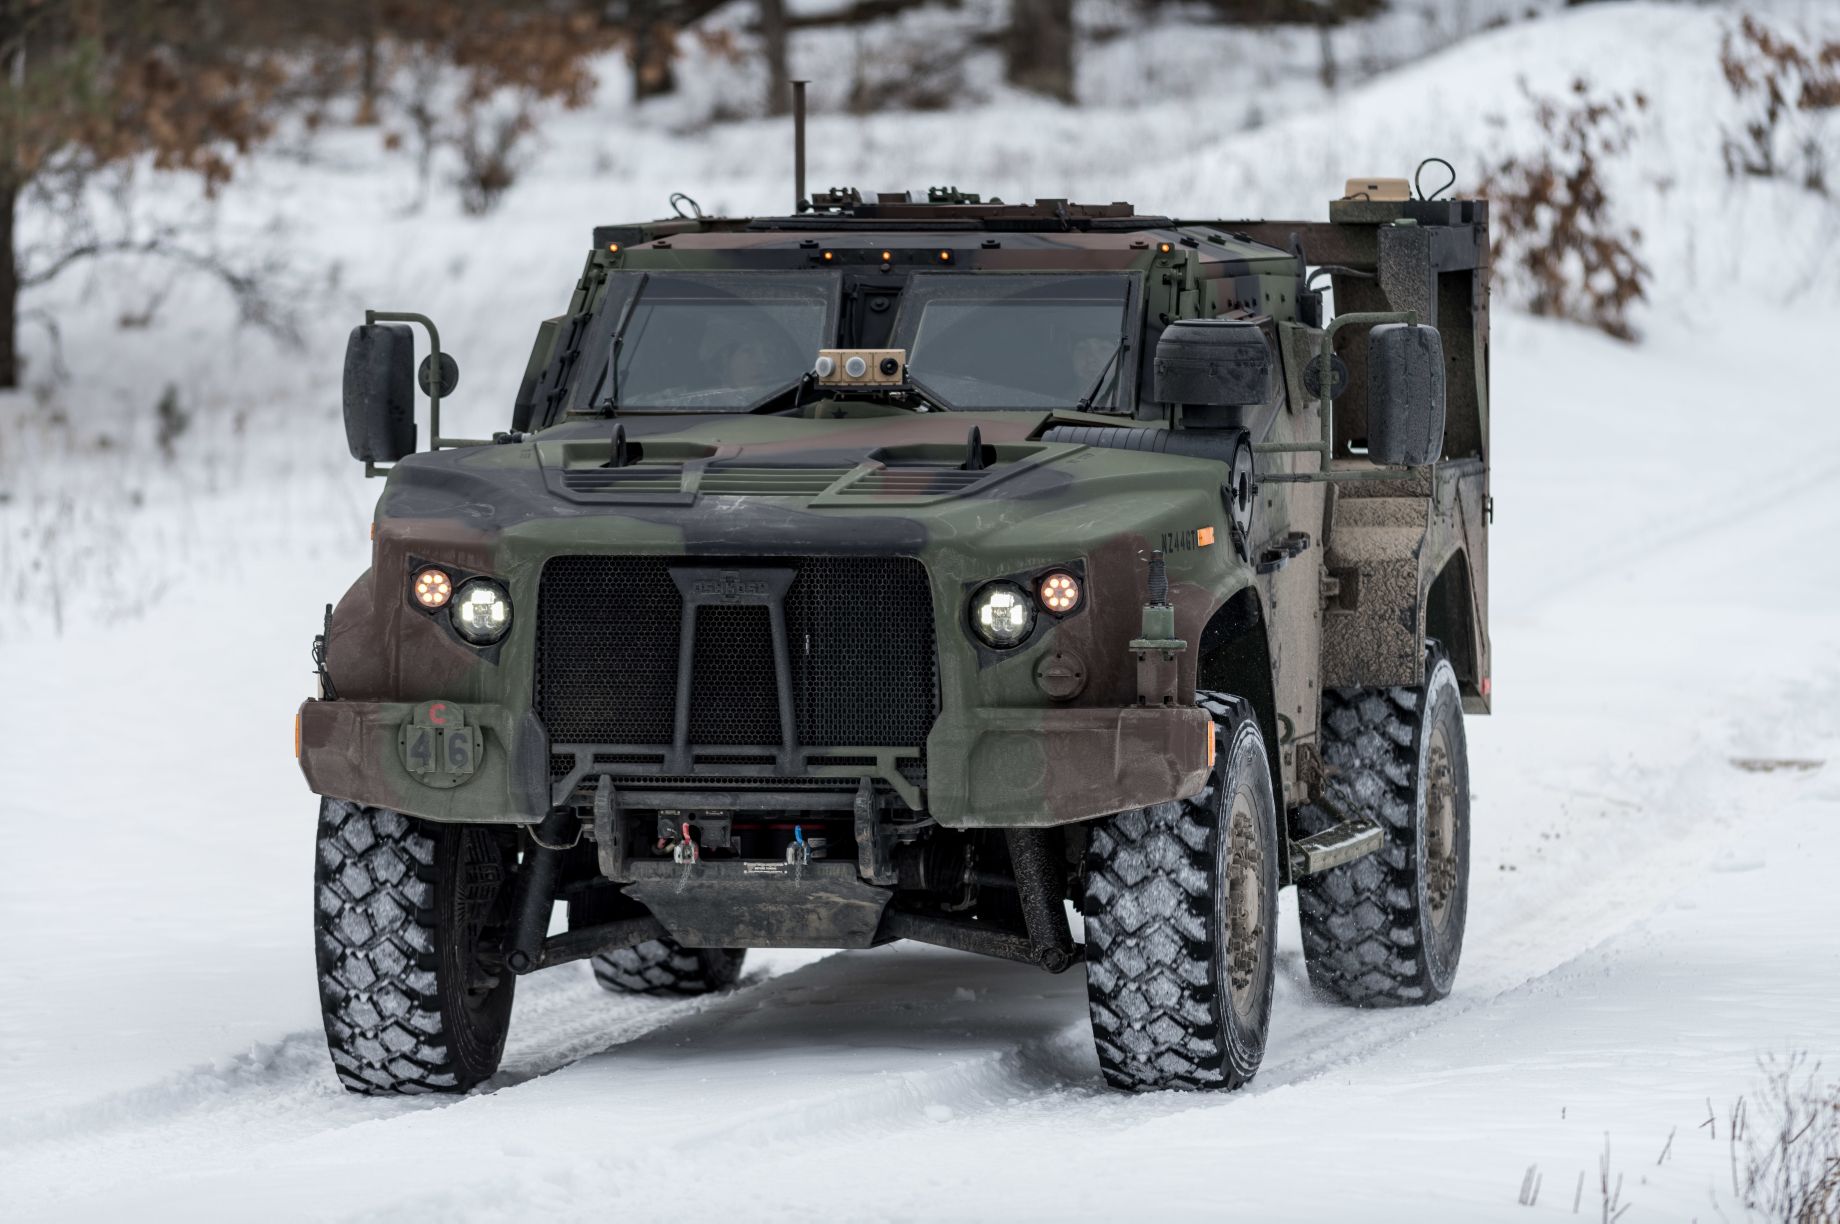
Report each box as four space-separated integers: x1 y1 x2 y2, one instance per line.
895 274 1135 411
572 271 837 413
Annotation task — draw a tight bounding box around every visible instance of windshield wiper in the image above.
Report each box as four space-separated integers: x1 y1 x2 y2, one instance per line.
1075 338 1125 411
593 272 649 414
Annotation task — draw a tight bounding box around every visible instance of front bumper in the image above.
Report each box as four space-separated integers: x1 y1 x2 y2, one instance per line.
298 699 550 824
928 704 1211 827
298 697 1210 827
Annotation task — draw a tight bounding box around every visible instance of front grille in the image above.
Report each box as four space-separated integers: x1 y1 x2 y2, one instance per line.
535 555 938 755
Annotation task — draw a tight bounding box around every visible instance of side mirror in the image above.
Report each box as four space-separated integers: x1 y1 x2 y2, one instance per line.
1153 319 1272 407
1366 323 1446 467
342 323 417 463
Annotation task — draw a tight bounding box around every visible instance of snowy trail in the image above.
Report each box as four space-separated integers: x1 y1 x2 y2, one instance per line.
4 747 1823 1223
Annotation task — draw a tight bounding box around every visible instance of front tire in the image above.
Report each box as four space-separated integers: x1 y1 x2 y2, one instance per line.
1297 647 1471 1006
314 800 517 1095
591 940 746 996
1083 693 1280 1092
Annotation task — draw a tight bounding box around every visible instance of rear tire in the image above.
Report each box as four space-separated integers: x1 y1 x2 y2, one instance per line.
314 799 517 1095
1297 647 1471 1007
1083 692 1280 1091
591 940 746 996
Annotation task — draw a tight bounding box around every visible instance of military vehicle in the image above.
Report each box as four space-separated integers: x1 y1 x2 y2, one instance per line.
299 108 1492 1094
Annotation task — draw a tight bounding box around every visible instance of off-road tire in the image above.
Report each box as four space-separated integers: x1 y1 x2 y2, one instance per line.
590 940 746 996
1298 647 1471 1007
314 799 517 1095
1084 692 1280 1092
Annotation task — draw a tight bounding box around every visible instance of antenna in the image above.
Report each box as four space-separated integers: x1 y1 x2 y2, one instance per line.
791 79 808 213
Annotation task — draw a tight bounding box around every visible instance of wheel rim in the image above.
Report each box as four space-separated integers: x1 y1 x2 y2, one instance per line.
1225 781 1267 1024
1424 719 1459 932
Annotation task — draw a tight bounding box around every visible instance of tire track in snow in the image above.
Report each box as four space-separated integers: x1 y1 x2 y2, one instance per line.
4 736 1749 1217
0 956 821 1203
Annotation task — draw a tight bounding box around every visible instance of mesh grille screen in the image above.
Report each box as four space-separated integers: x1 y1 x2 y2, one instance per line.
536 555 938 751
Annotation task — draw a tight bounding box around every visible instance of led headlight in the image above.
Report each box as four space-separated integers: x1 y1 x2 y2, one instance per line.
970 581 1036 649
1038 571 1081 614
451 579 512 645
412 567 452 609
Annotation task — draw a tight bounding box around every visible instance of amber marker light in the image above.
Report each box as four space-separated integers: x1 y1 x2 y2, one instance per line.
821 250 835 263
1157 241 1174 254
937 249 953 263
607 242 621 253
1038 571 1081 614
413 568 453 609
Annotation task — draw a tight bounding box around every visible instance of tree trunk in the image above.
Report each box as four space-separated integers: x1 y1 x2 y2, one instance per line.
1006 0 1075 104
759 0 789 116
628 5 678 103
1 177 17 390
1317 17 1337 92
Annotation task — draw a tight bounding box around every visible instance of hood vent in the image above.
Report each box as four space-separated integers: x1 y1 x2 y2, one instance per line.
845 467 987 496
560 464 685 494
700 466 857 497
544 443 1050 505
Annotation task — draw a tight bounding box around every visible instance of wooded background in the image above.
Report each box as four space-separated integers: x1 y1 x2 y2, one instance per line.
0 0 1397 390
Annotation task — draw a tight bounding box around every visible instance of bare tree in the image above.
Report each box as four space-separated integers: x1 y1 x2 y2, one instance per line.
760 0 790 116
0 0 293 389
1006 0 1075 103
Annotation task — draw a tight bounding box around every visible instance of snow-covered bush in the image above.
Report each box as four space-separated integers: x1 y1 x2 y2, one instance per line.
1481 80 1651 341
1718 13 1840 196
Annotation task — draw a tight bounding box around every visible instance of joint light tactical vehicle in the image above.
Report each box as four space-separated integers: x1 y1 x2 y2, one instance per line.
300 143 1492 1093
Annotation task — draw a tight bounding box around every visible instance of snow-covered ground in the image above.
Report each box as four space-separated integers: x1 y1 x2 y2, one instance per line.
3 4 1838 1220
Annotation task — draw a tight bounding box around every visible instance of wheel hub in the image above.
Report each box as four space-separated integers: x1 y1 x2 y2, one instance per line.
1226 784 1266 1021
1424 721 1459 929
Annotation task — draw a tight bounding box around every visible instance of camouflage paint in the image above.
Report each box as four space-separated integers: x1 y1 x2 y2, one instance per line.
299 193 1490 834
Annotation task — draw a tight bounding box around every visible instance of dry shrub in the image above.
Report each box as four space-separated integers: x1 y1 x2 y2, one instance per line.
376 7 623 215
847 36 970 114
1726 1053 1840 1224
1481 79 1650 341
454 107 537 217
1719 14 1840 197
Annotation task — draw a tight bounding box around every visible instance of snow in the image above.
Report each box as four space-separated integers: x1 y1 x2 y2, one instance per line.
4 2 1839 1219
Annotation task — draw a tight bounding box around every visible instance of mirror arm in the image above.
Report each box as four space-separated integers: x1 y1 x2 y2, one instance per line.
1254 309 1419 484
365 310 493 453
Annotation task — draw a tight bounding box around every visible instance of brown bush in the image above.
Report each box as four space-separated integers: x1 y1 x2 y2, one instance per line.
1480 79 1650 341
1719 14 1840 197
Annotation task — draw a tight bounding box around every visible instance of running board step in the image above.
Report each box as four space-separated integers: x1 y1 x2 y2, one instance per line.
1289 816 1385 877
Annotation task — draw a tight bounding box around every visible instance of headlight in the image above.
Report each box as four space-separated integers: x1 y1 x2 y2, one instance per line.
1037 571 1081 614
970 581 1035 649
412 568 452 608
451 579 512 644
